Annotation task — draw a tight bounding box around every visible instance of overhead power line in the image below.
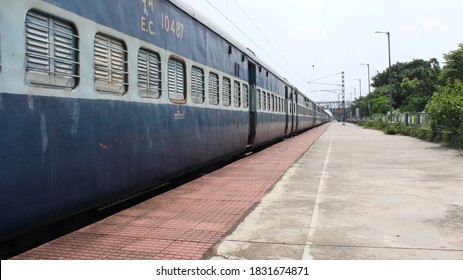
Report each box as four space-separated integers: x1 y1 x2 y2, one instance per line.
203 0 319 95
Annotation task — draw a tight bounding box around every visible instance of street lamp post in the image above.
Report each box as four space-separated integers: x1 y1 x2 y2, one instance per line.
375 31 393 123
360 63 371 118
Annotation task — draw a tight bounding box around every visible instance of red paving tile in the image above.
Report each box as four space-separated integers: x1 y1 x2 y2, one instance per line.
12 123 330 260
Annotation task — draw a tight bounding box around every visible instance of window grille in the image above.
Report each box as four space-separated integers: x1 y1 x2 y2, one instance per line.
138 48 161 99
168 58 185 101
222 77 231 107
267 93 271 111
233 81 241 107
242 84 249 109
25 10 79 88
94 33 128 94
191 66 205 104
208 72 219 105
272 95 276 112
262 91 267 111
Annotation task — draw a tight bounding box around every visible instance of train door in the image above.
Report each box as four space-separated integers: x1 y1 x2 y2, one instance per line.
284 86 290 136
291 89 296 135
286 87 295 136
247 61 257 147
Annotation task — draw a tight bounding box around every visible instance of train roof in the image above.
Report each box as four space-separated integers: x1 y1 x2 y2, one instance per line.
169 0 306 95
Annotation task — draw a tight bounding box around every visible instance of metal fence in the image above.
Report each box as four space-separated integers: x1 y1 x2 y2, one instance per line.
375 112 432 128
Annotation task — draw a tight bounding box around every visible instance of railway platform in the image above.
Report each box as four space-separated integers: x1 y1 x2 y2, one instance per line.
211 122 463 260
10 122 463 260
11 123 329 260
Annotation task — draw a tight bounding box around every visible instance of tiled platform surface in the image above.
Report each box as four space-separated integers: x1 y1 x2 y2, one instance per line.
13 123 330 260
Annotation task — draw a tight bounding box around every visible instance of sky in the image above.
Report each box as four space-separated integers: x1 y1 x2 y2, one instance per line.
187 0 463 103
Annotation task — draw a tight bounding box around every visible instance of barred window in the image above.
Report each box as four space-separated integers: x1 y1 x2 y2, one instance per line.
138 48 161 99
25 10 79 89
208 72 219 105
242 84 249 109
271 93 277 112
191 66 205 104
233 81 241 107
222 77 231 107
256 89 261 110
94 33 128 94
262 91 267 111
267 93 271 111
168 57 186 102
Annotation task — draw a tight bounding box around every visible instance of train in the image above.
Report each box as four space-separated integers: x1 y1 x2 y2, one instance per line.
0 0 331 242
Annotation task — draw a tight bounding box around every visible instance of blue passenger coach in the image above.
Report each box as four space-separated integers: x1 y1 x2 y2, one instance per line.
0 0 330 241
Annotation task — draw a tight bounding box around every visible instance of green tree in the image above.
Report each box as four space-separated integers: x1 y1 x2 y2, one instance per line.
425 80 463 133
351 90 390 116
441 43 463 83
400 77 429 112
371 59 440 112
370 94 390 115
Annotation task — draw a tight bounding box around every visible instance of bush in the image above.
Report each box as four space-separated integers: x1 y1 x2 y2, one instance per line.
447 132 463 150
384 124 400 135
426 80 463 135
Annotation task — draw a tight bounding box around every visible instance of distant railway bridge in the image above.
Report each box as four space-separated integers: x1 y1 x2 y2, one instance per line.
316 101 351 121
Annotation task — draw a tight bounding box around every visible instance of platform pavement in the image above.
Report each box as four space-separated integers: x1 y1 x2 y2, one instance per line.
209 122 463 260
11 123 330 260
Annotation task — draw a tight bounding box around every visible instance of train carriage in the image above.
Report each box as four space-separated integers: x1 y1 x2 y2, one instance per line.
0 0 330 242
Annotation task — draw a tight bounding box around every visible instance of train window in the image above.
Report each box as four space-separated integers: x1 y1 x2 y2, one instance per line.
277 97 280 112
191 66 205 104
233 81 241 107
94 33 128 95
138 48 161 99
222 77 231 107
25 10 79 89
208 72 219 105
267 93 271 111
262 91 267 111
242 84 249 108
168 57 186 102
256 89 261 110
270 94 274 111
272 95 276 112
